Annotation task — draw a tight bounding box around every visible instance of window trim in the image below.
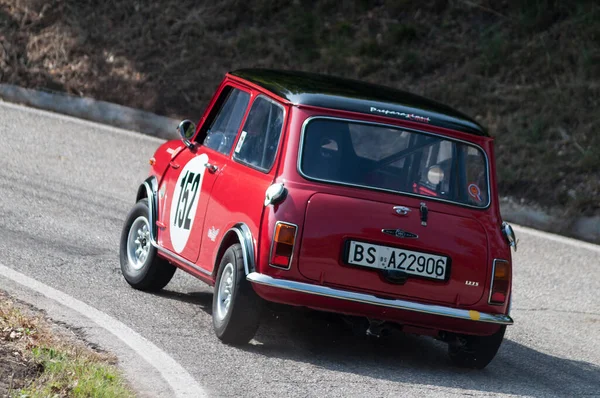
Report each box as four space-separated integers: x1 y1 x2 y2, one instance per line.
198 85 253 156
232 94 287 174
297 116 492 210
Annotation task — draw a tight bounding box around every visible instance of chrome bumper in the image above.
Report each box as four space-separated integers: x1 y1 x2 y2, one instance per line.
247 273 513 325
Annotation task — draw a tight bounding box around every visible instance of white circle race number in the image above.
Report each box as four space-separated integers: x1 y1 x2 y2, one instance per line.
169 154 209 253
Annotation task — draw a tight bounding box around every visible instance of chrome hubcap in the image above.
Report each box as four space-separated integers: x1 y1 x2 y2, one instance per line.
216 263 235 321
127 216 151 270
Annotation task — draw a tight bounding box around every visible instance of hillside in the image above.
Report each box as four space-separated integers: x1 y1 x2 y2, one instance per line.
1 0 598 215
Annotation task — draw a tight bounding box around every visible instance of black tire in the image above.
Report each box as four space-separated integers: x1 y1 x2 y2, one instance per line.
448 326 506 369
212 244 263 345
119 199 176 291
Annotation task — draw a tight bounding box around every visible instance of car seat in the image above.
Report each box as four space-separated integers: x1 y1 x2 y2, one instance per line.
302 120 354 182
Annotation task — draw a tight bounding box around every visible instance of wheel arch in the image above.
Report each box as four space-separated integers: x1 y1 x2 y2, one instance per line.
136 176 159 242
136 184 148 202
213 223 256 278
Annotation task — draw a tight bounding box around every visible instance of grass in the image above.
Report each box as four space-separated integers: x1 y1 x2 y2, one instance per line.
20 347 133 398
0 294 134 398
388 23 419 43
480 29 511 75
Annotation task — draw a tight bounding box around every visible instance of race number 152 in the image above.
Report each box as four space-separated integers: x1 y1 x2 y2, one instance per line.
173 171 200 230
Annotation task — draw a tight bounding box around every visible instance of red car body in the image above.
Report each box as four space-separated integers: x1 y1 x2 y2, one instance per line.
121 69 516 368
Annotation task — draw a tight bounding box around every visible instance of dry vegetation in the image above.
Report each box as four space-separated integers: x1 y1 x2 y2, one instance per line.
0 292 133 397
0 0 598 215
0 296 40 395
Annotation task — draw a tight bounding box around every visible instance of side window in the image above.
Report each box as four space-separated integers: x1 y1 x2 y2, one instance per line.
201 87 250 155
233 96 284 172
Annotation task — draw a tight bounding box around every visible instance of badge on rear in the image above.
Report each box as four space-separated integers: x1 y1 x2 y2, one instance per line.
382 229 418 239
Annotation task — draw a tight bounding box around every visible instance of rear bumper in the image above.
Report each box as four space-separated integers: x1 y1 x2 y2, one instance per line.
247 272 513 326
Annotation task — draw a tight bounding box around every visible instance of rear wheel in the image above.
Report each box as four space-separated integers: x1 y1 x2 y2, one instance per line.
448 326 506 369
119 199 176 291
212 244 263 345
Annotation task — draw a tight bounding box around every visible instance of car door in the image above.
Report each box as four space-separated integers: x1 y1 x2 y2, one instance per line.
156 85 251 265
197 95 287 274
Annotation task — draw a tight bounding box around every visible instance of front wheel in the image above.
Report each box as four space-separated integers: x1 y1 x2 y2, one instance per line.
119 199 176 291
212 244 263 345
448 326 506 369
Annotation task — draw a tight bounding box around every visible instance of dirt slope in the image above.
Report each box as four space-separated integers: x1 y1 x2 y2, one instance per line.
1 0 598 215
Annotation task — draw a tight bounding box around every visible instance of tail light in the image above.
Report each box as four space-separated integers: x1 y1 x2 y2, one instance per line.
270 222 297 269
489 259 510 305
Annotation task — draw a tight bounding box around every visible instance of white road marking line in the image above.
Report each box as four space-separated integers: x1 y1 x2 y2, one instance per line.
0 263 207 398
513 224 600 253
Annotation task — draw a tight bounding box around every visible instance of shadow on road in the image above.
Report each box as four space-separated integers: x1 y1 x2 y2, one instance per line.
153 289 213 314
153 289 600 397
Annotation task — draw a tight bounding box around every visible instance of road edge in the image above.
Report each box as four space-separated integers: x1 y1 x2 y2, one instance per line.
0 263 208 398
0 84 179 140
0 84 598 244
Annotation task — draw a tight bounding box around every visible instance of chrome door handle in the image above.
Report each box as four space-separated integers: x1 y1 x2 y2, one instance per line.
205 163 218 173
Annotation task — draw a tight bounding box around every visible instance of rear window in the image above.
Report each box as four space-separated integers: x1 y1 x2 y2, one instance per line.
299 118 490 208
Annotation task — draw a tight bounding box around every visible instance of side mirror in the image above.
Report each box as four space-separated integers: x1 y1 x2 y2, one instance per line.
502 222 518 252
177 120 196 149
264 183 287 206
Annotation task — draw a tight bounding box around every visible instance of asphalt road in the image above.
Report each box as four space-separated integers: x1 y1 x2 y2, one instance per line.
1 102 599 397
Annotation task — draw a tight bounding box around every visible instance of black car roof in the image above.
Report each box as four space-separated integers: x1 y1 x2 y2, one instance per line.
230 68 488 137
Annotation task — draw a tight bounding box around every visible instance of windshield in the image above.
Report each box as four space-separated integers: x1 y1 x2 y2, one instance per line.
299 118 490 208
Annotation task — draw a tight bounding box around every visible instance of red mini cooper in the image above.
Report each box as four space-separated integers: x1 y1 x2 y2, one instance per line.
119 69 517 369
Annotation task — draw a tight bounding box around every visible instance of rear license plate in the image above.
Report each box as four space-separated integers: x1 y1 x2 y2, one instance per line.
346 241 448 280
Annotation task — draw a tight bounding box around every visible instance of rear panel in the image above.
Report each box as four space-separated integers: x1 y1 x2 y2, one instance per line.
260 106 510 313
299 193 488 305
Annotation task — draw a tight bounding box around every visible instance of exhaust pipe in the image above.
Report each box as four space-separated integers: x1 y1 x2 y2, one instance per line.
366 318 388 338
